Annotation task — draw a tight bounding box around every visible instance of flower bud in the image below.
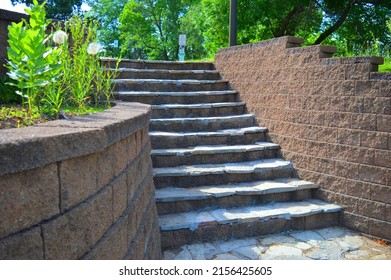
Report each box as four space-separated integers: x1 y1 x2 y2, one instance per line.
52 30 68 45
87 42 104 55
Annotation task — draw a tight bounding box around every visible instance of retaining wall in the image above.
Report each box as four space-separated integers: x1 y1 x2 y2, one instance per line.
215 36 391 241
0 102 161 259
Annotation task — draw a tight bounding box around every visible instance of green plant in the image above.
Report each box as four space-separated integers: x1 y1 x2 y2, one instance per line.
95 58 121 107
59 17 119 111
64 17 96 109
6 0 61 117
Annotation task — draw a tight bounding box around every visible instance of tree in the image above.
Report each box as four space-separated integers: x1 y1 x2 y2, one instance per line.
11 0 83 20
198 0 229 56
182 0 322 56
314 0 391 45
182 0 391 58
179 1 208 59
119 0 196 60
86 0 128 56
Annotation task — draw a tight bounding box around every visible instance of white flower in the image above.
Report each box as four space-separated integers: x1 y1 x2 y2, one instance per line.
87 42 104 55
52 30 68 45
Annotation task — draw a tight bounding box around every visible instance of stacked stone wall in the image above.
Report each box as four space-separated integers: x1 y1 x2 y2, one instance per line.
0 102 161 259
215 36 391 241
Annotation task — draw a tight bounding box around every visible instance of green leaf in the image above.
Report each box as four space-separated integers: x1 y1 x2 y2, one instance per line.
5 80 18 87
15 91 28 98
33 80 50 87
7 71 26 82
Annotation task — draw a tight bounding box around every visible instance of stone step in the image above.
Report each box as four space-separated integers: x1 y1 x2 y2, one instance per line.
101 58 215 70
156 178 317 215
110 68 221 80
152 142 280 167
160 199 341 250
114 90 239 105
151 102 246 118
149 126 267 148
149 114 255 132
153 158 293 189
112 79 230 92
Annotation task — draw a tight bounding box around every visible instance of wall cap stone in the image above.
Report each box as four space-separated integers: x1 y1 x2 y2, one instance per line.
217 36 385 73
217 36 305 54
0 102 151 176
287 45 337 54
370 72 391 80
321 56 384 66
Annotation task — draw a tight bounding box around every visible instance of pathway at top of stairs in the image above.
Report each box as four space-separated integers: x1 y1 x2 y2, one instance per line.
105 58 343 258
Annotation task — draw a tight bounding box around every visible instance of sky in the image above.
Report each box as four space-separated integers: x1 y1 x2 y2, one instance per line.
1 0 28 14
1 0 90 14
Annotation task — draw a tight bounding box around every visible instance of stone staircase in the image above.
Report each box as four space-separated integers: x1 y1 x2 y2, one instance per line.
104 59 342 252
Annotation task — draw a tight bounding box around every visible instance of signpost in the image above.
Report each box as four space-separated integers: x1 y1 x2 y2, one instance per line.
179 34 186 62
230 0 237 46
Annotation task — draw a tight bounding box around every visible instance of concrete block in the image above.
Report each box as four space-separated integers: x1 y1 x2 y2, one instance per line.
0 164 59 239
59 154 98 211
0 226 44 260
43 187 113 259
112 173 128 221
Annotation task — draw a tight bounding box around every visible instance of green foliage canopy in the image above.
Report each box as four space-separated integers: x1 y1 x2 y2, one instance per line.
186 0 391 57
12 0 391 60
119 0 196 60
11 0 83 20
86 0 128 57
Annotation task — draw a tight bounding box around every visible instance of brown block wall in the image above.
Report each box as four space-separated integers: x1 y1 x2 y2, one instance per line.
215 36 391 241
0 9 29 78
0 102 161 259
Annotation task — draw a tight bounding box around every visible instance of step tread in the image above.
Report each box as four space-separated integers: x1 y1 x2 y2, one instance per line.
149 126 267 137
150 114 254 123
111 68 220 75
153 158 292 177
112 78 228 84
102 58 214 66
151 142 279 157
114 90 237 97
159 199 341 231
156 178 317 202
152 102 245 109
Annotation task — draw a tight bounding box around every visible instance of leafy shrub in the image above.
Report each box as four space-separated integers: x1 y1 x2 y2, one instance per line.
6 0 61 116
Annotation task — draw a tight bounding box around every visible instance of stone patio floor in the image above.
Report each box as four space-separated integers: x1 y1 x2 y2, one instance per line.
163 227 391 260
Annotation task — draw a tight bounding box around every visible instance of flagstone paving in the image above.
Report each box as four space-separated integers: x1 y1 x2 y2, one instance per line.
163 227 391 260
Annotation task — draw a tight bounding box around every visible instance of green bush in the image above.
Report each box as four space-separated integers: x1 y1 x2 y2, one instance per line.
6 0 61 117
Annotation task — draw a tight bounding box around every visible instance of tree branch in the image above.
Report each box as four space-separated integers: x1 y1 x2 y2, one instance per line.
273 3 305 37
313 0 355 44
